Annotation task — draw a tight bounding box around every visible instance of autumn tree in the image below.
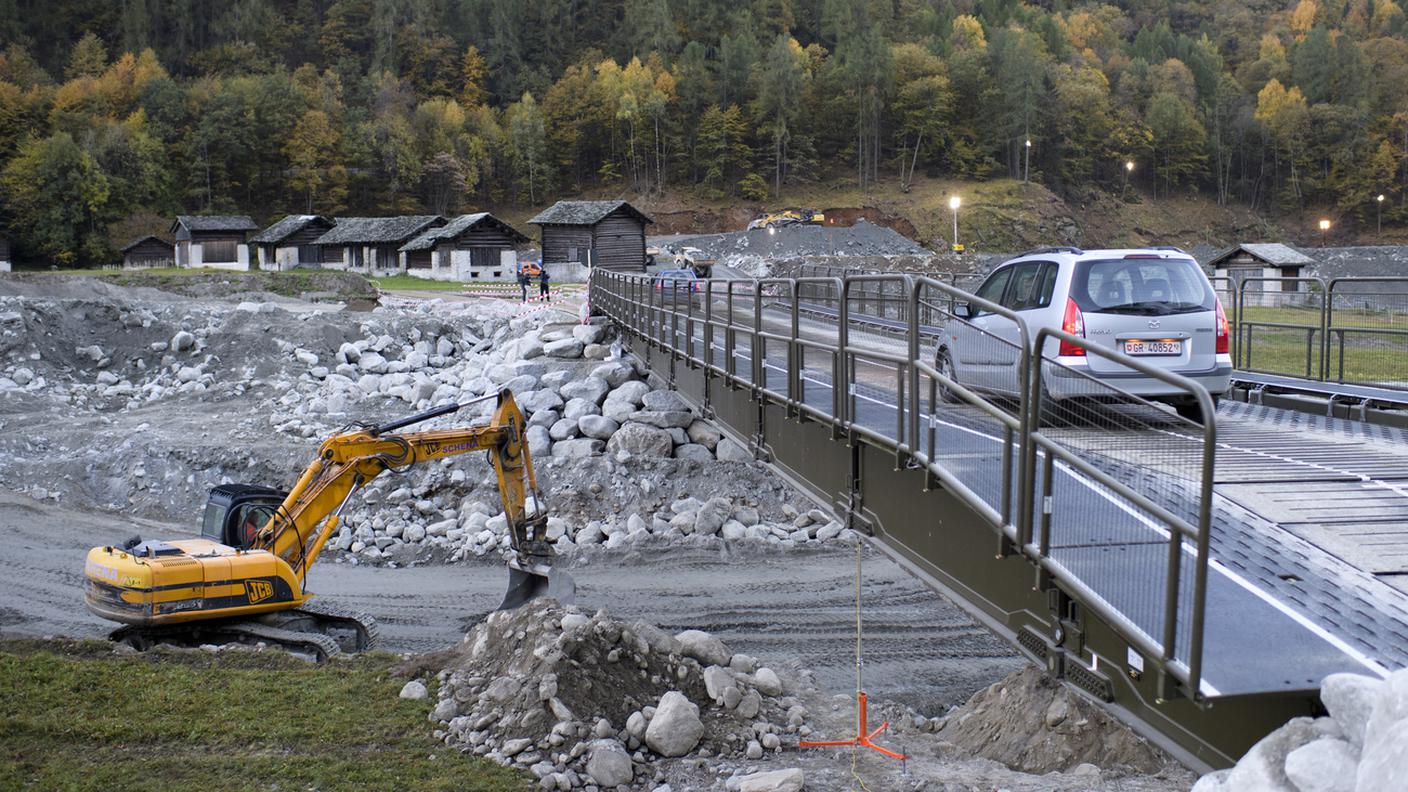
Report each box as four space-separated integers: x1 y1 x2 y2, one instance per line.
285 109 346 213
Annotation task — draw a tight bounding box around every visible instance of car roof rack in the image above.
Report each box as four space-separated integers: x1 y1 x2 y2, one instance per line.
1015 246 1084 257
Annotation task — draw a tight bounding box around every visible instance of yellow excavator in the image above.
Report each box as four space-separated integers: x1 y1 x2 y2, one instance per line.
82 390 572 659
746 208 826 230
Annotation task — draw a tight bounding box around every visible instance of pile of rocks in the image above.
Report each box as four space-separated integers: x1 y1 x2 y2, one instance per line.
423 599 812 790
1192 669 1408 792
330 476 859 565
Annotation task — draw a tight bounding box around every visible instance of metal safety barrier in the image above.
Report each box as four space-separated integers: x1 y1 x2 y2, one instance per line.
591 268 1217 701
1224 276 1408 393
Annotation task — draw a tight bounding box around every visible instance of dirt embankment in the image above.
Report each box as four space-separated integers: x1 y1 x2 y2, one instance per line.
1 270 377 304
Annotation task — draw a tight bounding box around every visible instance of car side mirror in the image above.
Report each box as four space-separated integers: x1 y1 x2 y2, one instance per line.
953 302 973 319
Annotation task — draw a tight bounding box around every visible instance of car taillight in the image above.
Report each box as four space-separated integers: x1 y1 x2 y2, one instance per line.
1215 298 1230 355
1058 298 1085 356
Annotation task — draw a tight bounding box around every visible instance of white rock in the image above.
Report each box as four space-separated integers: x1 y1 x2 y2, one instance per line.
358 351 388 373
11 367 34 386
602 398 636 422
176 366 202 383
171 331 196 352
1284 738 1356 792
716 438 753 462
399 680 428 700
552 438 603 458
560 376 611 404
642 390 690 412
586 739 633 787
606 422 674 457
685 420 721 449
578 415 619 440
549 418 579 441
703 665 734 702
753 667 782 696
544 338 584 358
1322 673 1382 748
674 629 731 667
1220 717 1324 792
608 380 651 406
591 361 636 388
644 691 703 757
573 324 608 345
727 768 804 792
674 443 713 462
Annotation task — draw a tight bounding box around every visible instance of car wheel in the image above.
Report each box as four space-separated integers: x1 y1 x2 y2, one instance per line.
1174 394 1219 425
934 350 960 404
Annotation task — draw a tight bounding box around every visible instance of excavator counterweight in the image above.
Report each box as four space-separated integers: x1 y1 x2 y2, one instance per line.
82 390 571 658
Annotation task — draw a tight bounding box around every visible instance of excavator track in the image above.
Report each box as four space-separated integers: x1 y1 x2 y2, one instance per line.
107 600 378 661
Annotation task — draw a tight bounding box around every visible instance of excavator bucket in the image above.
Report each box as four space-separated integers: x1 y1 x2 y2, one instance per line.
498 566 576 611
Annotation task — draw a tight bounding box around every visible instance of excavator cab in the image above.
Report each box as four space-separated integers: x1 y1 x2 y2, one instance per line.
201 484 288 549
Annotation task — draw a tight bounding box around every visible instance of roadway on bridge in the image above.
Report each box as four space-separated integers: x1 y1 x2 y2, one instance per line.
661 294 1408 696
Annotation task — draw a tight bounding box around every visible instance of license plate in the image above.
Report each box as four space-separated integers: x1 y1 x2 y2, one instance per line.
1123 339 1182 356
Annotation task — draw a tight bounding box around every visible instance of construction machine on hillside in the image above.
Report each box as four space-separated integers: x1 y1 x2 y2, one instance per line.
746 208 827 230
83 390 571 659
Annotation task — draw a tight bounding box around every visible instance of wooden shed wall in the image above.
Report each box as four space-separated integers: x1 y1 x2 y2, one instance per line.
591 209 646 270
453 224 521 250
541 226 594 264
127 239 174 261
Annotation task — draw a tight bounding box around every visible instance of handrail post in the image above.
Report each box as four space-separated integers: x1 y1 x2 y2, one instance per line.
752 279 764 388
1323 277 1335 382
907 276 921 456
839 277 852 427
790 279 801 405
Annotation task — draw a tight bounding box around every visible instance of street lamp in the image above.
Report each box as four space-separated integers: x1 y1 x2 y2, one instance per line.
1121 160 1134 199
1319 218 1331 247
949 195 962 253
1377 194 1386 234
1023 139 1031 184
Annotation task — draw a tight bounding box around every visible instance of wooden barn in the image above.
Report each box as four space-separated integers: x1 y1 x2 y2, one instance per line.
250 215 335 271
529 200 653 272
171 215 257 270
0 235 10 273
400 213 529 282
1205 243 1314 307
121 235 175 269
311 216 445 276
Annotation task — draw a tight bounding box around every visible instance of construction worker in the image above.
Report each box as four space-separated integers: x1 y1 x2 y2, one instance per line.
538 267 551 302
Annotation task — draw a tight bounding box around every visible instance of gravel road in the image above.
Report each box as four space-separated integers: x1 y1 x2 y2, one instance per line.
0 490 1022 714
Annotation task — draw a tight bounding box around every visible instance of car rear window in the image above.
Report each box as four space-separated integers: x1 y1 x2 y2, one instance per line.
1070 258 1213 314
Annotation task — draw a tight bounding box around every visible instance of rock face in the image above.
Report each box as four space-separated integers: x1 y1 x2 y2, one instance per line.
644 691 704 757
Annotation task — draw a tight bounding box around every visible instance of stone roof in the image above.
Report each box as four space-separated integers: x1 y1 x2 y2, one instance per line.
1205 243 1314 268
400 213 530 252
250 215 334 244
173 215 258 233
312 216 444 245
528 200 653 227
120 235 174 253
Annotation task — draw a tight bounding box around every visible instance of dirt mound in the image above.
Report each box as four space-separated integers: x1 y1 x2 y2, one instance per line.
0 271 376 304
935 664 1169 774
426 599 803 785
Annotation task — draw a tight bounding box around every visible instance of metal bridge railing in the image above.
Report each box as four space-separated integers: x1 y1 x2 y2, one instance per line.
591 268 1217 701
1226 276 1408 393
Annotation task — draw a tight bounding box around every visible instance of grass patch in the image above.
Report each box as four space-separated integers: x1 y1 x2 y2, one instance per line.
0 638 529 791
1232 304 1408 383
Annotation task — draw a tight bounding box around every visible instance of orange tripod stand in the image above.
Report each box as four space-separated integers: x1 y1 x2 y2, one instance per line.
798 543 906 762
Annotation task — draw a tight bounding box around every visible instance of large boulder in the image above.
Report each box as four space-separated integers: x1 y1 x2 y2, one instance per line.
573 323 609 345
560 376 611 404
727 769 805 792
642 390 691 412
578 415 620 440
644 691 704 757
1284 738 1357 792
562 397 600 422
591 361 637 388
606 422 674 457
716 438 753 462
585 739 633 787
608 380 652 406
629 410 695 429
518 388 565 414
552 438 603 458
674 629 731 667
674 443 714 462
602 398 636 422
1321 673 1382 748
544 338 584 358
686 420 721 449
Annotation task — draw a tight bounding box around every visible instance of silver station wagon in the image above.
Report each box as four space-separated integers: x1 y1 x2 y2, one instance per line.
938 247 1231 422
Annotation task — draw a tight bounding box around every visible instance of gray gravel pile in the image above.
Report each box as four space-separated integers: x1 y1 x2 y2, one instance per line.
1192 669 1408 792
425 599 811 791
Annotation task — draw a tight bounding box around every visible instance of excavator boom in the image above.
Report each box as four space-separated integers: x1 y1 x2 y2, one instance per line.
82 390 569 657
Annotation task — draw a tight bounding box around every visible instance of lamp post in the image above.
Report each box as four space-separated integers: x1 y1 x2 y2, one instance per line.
1377 194 1385 235
1023 139 1031 184
949 195 962 254
1122 160 1134 200
1319 218 1331 247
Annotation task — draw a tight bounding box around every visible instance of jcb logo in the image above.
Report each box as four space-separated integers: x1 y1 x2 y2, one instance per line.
246 579 274 603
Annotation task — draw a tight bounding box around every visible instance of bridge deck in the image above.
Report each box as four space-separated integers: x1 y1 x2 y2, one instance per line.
690 329 1406 697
